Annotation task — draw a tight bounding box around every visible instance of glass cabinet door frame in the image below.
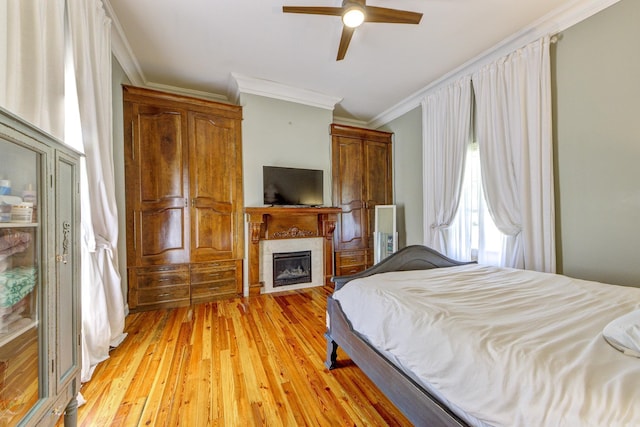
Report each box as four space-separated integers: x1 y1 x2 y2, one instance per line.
0 130 53 423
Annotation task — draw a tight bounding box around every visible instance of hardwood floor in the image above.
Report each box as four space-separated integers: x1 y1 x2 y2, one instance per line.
64 286 411 426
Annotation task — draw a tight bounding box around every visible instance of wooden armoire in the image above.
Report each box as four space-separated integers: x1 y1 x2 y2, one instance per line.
330 124 393 276
123 86 243 311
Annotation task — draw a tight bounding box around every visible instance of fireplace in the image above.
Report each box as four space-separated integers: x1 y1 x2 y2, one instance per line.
272 250 311 287
245 206 341 295
259 238 323 293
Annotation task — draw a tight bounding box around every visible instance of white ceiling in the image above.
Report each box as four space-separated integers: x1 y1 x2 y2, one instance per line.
105 0 614 124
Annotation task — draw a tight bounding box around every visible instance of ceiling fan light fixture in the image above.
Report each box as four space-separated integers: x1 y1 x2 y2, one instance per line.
342 4 365 28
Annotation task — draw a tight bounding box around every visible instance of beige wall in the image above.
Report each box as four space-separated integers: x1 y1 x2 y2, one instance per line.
379 106 423 248
554 0 640 287
237 93 334 295
111 56 130 304
239 93 334 207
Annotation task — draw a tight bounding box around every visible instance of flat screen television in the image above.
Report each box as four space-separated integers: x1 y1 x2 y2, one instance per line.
263 166 323 206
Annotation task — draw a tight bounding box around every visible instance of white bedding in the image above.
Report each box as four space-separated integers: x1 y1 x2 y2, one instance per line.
332 264 640 427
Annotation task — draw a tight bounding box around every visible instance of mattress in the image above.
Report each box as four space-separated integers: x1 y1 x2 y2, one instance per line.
332 264 640 427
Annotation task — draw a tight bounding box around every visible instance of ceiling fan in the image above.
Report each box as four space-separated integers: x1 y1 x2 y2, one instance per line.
282 0 423 61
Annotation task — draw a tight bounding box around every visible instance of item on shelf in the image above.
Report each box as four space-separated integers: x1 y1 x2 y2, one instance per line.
0 230 31 255
0 179 11 195
0 195 23 222
0 204 10 222
0 296 30 333
21 184 36 205
0 266 37 308
21 185 37 221
10 203 33 223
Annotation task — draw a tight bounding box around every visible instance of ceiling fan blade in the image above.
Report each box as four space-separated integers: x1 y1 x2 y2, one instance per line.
282 6 344 17
336 26 355 61
364 6 423 24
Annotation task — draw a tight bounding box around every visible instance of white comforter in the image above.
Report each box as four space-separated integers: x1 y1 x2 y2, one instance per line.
332 264 640 427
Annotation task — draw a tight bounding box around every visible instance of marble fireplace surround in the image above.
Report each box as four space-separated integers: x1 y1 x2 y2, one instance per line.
260 238 322 294
245 206 341 296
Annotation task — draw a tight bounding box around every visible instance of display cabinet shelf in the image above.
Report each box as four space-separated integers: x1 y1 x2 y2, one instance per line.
0 222 38 228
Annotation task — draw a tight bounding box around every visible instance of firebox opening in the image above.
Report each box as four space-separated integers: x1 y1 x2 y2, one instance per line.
273 250 312 287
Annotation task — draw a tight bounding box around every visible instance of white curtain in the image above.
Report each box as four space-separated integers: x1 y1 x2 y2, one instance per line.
472 36 555 272
448 142 505 264
67 0 127 382
1 0 65 139
422 76 472 254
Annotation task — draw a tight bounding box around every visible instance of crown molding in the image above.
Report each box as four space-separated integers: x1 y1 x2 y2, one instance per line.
332 115 369 128
368 0 622 128
103 0 145 86
145 82 229 102
230 73 342 111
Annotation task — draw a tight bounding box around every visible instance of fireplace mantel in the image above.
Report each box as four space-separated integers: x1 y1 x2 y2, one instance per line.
245 206 341 295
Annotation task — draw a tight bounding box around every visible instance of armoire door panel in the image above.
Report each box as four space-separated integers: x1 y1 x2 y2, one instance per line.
135 108 187 203
129 104 191 266
189 112 238 261
337 208 363 246
191 209 234 262
364 140 392 204
333 136 367 250
364 140 392 251
189 113 235 203
336 137 364 204
138 208 188 264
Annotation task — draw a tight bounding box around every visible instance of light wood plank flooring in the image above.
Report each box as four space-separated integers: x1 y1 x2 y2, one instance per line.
63 286 411 426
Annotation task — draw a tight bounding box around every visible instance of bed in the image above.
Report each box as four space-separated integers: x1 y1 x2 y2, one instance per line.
325 245 640 426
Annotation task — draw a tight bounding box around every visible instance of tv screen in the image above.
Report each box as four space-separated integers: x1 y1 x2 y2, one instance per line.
263 166 323 206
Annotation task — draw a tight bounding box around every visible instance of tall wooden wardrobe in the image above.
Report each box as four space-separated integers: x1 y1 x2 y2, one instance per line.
330 124 393 276
123 86 243 311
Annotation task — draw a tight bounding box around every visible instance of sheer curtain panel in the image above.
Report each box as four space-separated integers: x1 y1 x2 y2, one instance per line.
422 76 472 254
472 36 555 272
1 0 65 138
67 0 126 382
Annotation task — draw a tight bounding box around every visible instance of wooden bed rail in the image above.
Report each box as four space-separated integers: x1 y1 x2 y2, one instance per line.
331 244 475 290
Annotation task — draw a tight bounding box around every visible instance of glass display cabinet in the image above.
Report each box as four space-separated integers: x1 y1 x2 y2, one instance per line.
0 108 80 426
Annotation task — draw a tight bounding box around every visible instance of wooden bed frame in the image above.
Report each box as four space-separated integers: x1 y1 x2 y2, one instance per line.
325 245 475 426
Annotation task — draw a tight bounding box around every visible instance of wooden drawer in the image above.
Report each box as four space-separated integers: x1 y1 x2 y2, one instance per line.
191 280 237 303
336 264 366 276
128 265 190 311
190 260 241 304
335 250 368 276
134 265 190 288
336 250 365 267
190 261 237 284
137 285 190 305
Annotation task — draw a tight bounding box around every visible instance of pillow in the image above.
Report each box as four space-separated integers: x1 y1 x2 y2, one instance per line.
603 309 640 358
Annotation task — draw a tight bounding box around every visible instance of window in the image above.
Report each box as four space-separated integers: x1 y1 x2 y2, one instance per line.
448 142 504 265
